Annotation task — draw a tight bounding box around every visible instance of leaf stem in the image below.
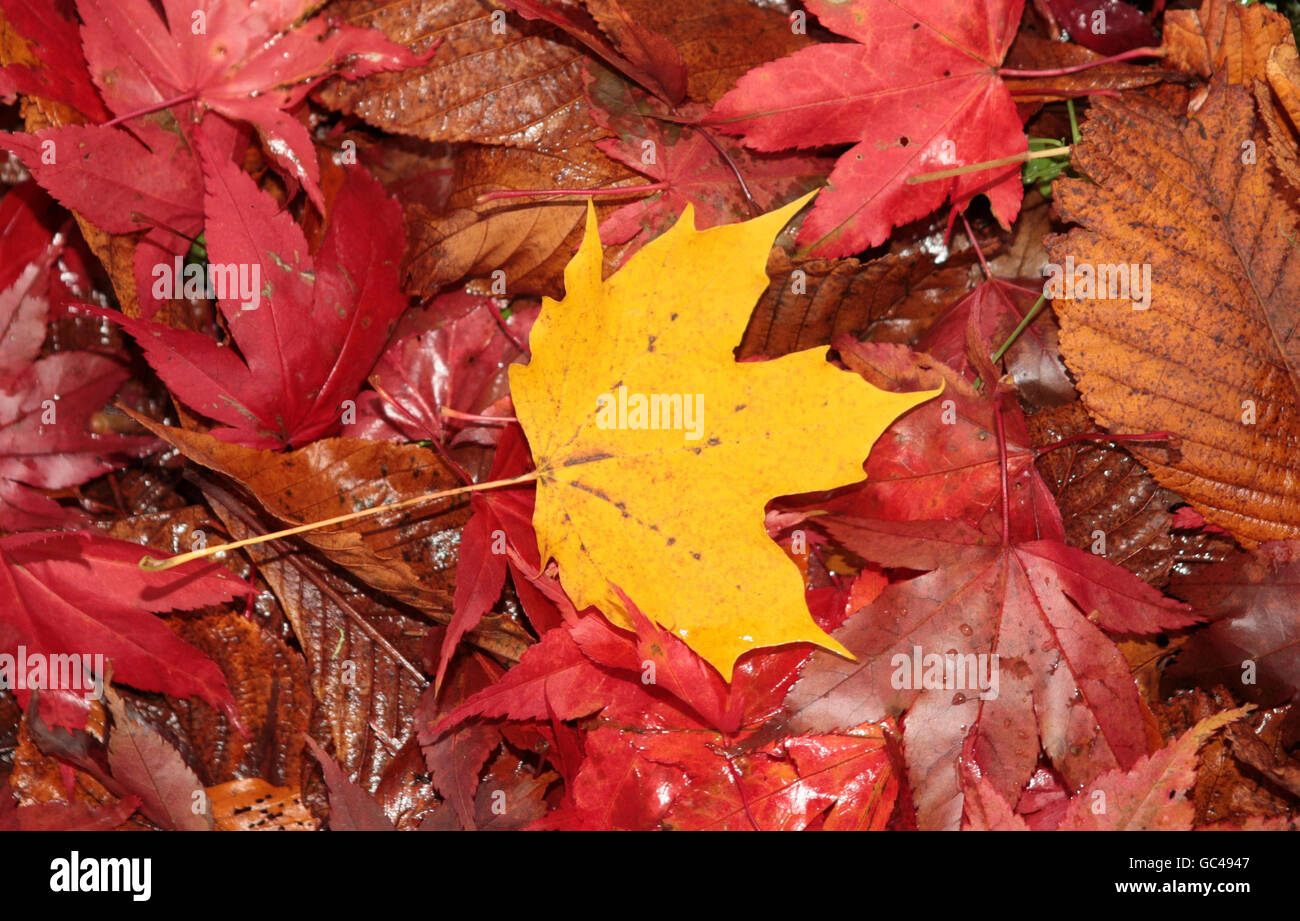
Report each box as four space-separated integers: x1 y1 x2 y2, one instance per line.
908 147 1070 185
972 292 1048 390
138 470 542 571
475 183 668 204
101 90 200 128
486 295 530 358
441 407 516 425
998 46 1163 79
1034 430 1173 458
960 212 991 280
994 398 1011 547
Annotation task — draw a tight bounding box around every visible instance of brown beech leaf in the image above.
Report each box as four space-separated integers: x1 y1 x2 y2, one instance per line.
404 139 635 297
1259 73 1300 197
101 506 314 789
129 416 468 616
319 0 601 151
738 244 987 360
165 612 313 789
201 483 433 793
1163 0 1293 84
1266 41 1300 131
607 0 809 105
1028 402 1183 586
1045 79 1300 543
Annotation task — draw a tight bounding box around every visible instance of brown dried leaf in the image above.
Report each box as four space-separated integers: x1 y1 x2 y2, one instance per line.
1267 41 1300 129
608 0 809 105
1157 688 1298 825
319 0 601 151
1257 76 1300 198
1168 541 1300 707
405 140 634 297
165 612 313 788
1029 402 1203 587
129 417 468 616
738 244 985 360
1045 80 1300 543
209 778 318 830
373 739 442 830
1163 0 1293 85
202 483 432 793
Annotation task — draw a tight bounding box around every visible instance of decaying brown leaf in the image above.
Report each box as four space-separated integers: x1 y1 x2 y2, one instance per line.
404 139 634 297
1028 403 1234 587
1029 403 1179 585
739 237 988 359
1163 0 1293 85
1046 80 1300 543
129 417 470 616
202 483 433 793
607 0 808 104
1157 688 1298 826
320 0 601 151
210 778 319 831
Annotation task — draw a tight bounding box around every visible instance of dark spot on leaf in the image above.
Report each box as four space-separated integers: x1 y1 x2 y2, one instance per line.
564 452 612 466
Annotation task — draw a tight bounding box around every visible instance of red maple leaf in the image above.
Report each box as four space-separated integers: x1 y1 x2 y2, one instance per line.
795 341 1058 534
74 0 430 209
709 0 1028 257
783 511 1199 830
0 531 248 730
94 142 408 449
0 0 109 121
0 184 154 530
345 291 535 451
961 708 1249 830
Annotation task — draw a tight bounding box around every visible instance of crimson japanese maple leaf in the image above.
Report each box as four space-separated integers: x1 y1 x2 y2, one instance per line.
535 719 898 830
782 512 1199 830
0 531 248 731
795 341 1057 533
709 0 1028 257
0 791 140 832
0 0 108 121
97 144 408 449
0 184 154 530
344 292 536 452
961 707 1249 830
74 0 430 209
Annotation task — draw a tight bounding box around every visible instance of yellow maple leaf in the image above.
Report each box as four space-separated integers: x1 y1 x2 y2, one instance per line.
510 195 939 679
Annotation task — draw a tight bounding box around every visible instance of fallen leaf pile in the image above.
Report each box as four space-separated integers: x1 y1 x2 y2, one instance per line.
1 0 1299 832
